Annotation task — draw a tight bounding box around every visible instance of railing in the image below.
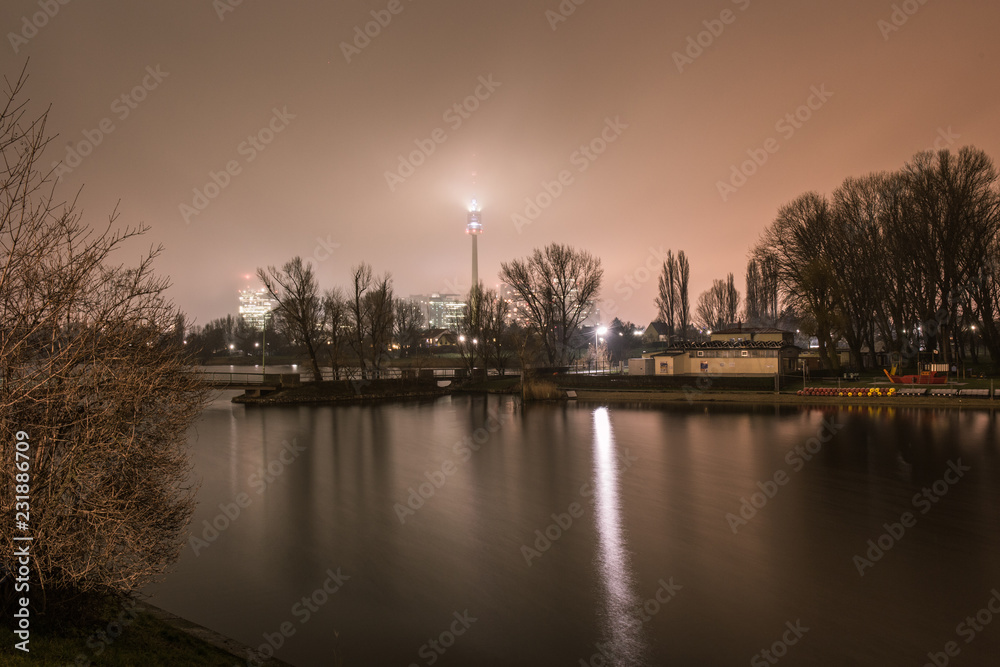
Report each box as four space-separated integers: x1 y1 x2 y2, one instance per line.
197 372 272 386
196 367 525 384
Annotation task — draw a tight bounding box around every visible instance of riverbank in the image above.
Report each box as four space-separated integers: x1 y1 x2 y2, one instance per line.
232 377 453 405
230 378 1000 410
566 388 1000 409
0 598 292 666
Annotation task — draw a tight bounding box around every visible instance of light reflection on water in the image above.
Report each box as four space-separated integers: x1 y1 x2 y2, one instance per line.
591 406 645 664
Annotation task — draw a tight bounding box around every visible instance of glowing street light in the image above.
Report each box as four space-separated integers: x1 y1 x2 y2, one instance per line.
595 326 608 373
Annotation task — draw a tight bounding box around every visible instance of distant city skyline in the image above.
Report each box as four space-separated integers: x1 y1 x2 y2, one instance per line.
4 0 999 329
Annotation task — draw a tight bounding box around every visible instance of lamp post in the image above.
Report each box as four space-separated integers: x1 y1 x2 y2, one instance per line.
596 326 608 373
261 311 269 375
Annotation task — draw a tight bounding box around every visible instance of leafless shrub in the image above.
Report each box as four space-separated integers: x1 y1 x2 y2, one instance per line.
0 66 208 609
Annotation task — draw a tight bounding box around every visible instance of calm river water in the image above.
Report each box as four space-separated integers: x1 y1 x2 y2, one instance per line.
146 390 1000 666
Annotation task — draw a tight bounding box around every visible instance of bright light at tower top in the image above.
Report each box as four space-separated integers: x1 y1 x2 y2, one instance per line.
466 198 483 234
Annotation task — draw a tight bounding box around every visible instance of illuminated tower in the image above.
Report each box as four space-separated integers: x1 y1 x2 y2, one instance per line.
466 199 483 288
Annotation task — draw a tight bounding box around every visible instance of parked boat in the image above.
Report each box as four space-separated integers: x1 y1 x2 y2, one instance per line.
882 369 948 384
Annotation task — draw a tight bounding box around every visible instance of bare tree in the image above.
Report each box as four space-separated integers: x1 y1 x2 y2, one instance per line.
499 243 603 367
677 251 690 341
458 284 510 377
258 257 323 381
323 288 349 380
393 298 424 358
744 257 779 327
1 69 208 604
695 284 723 332
346 263 395 378
902 147 1000 364
458 283 487 376
757 192 841 369
365 273 394 375
830 173 894 368
744 259 762 325
655 251 677 341
482 287 512 376
722 273 740 325
347 263 373 379
696 275 739 331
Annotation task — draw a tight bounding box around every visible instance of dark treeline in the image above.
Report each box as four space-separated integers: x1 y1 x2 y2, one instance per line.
751 146 1000 370
183 243 607 378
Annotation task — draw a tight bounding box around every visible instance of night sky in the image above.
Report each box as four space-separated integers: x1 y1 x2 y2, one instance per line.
4 0 999 328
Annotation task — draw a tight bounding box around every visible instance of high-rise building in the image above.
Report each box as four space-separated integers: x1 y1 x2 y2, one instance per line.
238 288 274 330
499 283 531 328
409 294 466 330
498 283 601 329
466 199 482 287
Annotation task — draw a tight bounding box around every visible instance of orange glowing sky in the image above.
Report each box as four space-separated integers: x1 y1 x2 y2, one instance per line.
5 0 999 326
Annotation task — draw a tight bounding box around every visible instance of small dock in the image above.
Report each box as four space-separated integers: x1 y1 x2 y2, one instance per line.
198 372 301 397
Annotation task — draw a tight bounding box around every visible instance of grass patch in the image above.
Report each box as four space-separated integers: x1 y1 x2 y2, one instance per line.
0 598 240 666
522 378 563 400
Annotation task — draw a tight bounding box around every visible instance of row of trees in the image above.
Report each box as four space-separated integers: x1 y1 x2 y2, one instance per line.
654 250 691 341
254 258 404 380
649 147 1000 371
753 146 1000 369
240 243 605 380
695 273 740 332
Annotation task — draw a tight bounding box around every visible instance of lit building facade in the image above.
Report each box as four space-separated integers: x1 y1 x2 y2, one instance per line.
410 293 466 331
238 288 275 330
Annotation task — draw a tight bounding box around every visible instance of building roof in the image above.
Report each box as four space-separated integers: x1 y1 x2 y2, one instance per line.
646 321 671 335
663 340 800 350
423 328 455 339
711 326 792 335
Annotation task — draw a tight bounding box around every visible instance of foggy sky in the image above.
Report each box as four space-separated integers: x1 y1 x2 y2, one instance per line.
3 0 999 328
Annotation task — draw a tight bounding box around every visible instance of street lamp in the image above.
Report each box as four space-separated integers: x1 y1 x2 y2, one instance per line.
596 326 607 373
261 311 270 375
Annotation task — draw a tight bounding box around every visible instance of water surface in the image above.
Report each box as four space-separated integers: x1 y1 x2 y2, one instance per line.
147 394 1000 666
